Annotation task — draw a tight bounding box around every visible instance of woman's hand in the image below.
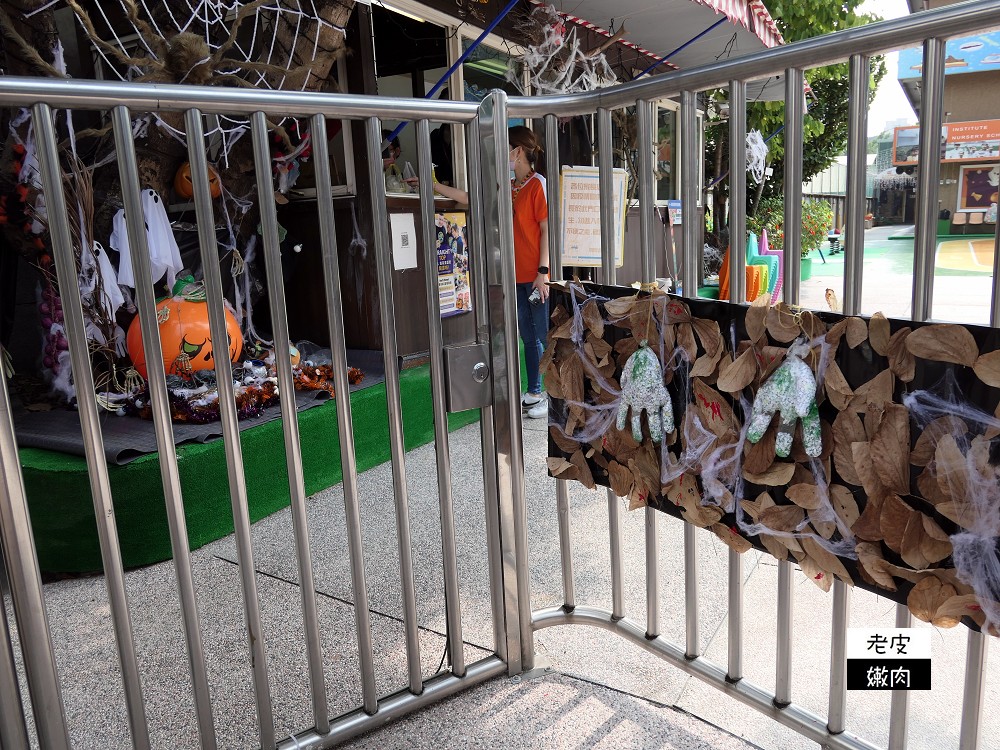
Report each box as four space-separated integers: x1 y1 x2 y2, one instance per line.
532 272 549 302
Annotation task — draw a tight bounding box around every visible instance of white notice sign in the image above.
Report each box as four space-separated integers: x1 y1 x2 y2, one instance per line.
390 213 417 270
560 166 628 268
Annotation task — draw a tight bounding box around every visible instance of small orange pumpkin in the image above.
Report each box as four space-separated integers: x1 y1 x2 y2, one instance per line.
127 297 242 379
174 161 222 200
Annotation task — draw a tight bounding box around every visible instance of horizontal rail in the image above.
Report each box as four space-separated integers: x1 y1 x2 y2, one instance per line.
507 0 1000 116
533 606 882 750
0 77 479 122
275 656 507 749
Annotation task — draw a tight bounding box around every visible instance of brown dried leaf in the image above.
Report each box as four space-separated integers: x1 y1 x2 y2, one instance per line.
744 422 777 475
766 305 801 343
560 355 584 404
825 318 848 348
801 536 853 584
871 404 911 495
921 514 953 564
757 346 787 381
833 411 866 486
823 360 853 396
846 317 868 349
911 415 967 467
852 492 885 541
546 456 579 480
758 504 805 533
745 301 768 344
569 449 595 489
740 491 775 522
692 379 737 438
851 369 894 414
887 327 916 382
607 460 634 498
905 324 979 367
614 336 641 365
934 594 985 627
581 299 604 338
810 515 837 540
744 461 796 487
690 347 724 378
798 554 834 592
973 349 1000 387
856 542 897 591
710 523 754 554
786 483 823 510
691 318 722 357
798 310 826 340
604 296 636 318
829 484 860 531
760 534 791 562
935 434 968 505
550 426 583 454
869 312 891 356
908 576 957 625
880 494 913 553
853 441 888 507
677 323 697 363
662 298 691 324
717 346 757 393
916 464 950 506
900 513 930 570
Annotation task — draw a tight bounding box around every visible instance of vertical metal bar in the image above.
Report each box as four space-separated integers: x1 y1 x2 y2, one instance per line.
728 80 747 304
774 559 793 707
33 102 151 750
186 109 275 748
783 69 804 306
478 92 532 672
911 37 946 322
827 580 850 734
416 118 466 677
290 111 345 730
680 91 699 297
466 121 508 658
637 99 660 637
683 524 700 658
888 604 911 749
990 213 1000 327
110 105 217 749
959 631 987 750
545 114 575 611
597 107 625 621
727 548 743 682
843 54 870 316
0 549 31 750
318 114 400 705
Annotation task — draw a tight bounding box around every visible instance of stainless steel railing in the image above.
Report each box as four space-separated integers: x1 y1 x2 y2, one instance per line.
2 1 1000 748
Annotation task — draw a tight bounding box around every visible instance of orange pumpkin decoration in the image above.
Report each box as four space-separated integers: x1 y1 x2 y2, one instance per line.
174 161 222 200
126 297 243 379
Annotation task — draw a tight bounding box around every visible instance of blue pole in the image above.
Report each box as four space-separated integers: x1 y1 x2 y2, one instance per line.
384 0 521 146
633 17 727 81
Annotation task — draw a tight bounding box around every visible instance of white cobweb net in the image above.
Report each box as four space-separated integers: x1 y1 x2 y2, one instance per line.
746 129 768 184
59 0 347 161
509 4 617 96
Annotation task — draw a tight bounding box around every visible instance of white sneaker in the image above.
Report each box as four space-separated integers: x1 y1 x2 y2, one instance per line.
527 397 548 419
521 392 544 408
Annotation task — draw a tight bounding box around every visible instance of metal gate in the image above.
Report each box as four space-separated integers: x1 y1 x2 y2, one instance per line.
2 2 1000 748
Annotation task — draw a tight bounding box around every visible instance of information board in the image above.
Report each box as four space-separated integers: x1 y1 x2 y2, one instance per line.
560 166 628 268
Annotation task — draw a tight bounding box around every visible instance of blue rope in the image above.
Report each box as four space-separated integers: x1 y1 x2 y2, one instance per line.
633 17 727 80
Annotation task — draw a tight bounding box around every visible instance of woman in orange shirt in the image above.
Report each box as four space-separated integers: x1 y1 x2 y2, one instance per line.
416 126 550 419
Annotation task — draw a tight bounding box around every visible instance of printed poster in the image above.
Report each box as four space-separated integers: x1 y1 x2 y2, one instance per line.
436 212 472 318
957 164 999 213
560 166 628 268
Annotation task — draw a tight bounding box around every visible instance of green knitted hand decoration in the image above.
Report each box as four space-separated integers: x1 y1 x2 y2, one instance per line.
616 340 674 443
746 340 822 458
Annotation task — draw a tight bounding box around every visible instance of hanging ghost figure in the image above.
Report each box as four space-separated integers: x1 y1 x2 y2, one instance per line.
616 341 674 443
747 339 822 458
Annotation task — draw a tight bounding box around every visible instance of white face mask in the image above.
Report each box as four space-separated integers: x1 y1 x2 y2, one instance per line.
509 149 517 180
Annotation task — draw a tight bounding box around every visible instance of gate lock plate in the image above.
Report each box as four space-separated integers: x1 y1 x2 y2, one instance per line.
443 343 491 412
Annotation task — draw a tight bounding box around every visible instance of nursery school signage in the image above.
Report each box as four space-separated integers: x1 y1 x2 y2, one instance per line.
893 120 1000 166
560 166 628 267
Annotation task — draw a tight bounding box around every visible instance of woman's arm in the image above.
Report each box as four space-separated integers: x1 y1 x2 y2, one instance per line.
534 218 550 301
404 178 468 205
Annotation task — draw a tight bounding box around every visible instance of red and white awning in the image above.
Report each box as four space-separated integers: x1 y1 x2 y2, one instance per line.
529 1 783 74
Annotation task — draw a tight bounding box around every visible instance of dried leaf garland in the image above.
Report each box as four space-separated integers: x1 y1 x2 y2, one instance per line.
905 324 979 367
716 346 757 393
743 461 795 486
973 349 1000 387
766 305 801 343
846 317 868 349
745 301 768 344
887 327 916 382
870 404 911 495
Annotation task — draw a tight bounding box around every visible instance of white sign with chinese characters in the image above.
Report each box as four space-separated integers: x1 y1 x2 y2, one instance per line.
560 166 628 268
846 628 932 660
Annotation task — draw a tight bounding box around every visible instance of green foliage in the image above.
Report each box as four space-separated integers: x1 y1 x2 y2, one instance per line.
705 1 887 216
748 196 834 259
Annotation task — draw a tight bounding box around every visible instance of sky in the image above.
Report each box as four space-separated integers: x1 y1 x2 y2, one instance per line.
859 0 918 136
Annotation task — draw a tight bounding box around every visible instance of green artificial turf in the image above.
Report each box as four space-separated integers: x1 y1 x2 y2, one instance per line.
19 364 480 572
